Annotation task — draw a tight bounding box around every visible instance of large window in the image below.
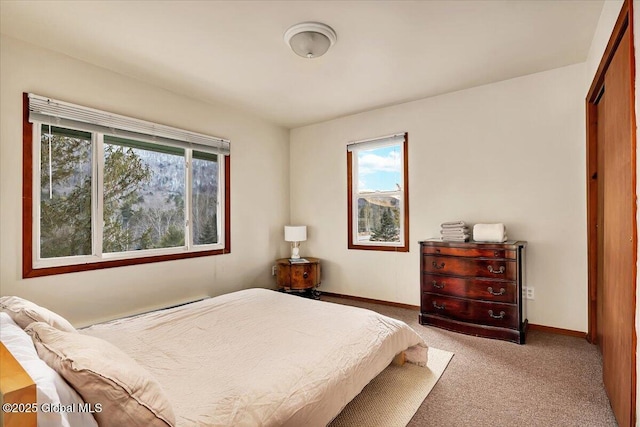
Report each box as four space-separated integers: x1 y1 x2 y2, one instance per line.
347 133 409 252
23 93 230 277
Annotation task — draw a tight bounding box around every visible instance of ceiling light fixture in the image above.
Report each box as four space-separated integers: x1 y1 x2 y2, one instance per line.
284 22 337 59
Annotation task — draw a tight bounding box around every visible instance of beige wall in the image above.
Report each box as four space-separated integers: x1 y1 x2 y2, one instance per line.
0 35 290 326
290 62 587 332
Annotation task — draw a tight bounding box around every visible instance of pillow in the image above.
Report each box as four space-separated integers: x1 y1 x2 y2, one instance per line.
0 296 77 332
26 322 175 427
0 313 98 427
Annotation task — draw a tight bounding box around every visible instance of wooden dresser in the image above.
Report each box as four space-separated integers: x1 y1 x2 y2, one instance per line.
419 239 527 344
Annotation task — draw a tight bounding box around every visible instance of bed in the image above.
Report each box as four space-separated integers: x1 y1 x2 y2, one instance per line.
0 288 427 427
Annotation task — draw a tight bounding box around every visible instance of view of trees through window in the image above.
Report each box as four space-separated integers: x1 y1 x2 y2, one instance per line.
39 126 219 259
40 127 93 258
357 197 400 242
103 137 185 252
192 151 219 245
355 145 402 243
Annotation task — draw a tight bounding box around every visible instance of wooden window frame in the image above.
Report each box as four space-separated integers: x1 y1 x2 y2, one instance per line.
347 133 409 252
22 93 231 278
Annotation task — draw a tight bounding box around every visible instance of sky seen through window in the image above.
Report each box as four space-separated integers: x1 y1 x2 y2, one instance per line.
357 145 401 192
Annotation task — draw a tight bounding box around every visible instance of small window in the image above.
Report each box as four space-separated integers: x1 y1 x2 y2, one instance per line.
23 93 230 278
347 133 409 252
191 150 220 246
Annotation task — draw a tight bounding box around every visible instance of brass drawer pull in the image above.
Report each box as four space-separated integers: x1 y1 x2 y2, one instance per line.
487 287 506 296
303 271 309 279
431 281 444 289
487 265 505 274
488 310 506 319
432 261 445 269
432 301 446 310
494 251 501 257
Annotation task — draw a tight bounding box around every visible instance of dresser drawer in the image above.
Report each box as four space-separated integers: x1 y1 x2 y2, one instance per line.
422 273 517 303
422 246 516 259
423 255 516 280
422 293 519 329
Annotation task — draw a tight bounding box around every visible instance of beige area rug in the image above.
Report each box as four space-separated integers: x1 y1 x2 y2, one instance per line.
329 347 454 427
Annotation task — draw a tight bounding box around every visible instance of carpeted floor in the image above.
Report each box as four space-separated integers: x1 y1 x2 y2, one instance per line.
323 295 617 427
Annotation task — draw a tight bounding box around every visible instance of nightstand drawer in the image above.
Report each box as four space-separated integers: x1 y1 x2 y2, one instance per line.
422 293 519 329
422 273 517 303
275 258 321 292
289 263 319 289
423 255 516 280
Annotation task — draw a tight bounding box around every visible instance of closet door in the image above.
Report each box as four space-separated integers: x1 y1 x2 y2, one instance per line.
600 26 635 427
596 95 605 348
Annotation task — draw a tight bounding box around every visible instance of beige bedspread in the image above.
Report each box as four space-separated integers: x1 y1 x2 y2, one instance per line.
81 288 427 427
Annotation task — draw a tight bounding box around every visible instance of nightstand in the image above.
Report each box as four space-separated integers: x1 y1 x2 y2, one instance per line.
275 257 321 299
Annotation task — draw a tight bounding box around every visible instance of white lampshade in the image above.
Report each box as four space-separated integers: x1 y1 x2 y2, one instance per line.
284 226 307 242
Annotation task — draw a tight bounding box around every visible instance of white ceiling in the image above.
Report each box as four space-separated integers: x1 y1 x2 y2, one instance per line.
0 1 604 129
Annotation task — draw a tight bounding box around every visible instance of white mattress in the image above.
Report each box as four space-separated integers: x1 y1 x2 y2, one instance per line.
81 288 427 427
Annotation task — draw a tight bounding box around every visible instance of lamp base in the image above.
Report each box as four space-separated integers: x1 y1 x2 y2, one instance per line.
290 242 301 259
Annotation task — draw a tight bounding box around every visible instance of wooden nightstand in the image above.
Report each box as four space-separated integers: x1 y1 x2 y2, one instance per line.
275 257 321 298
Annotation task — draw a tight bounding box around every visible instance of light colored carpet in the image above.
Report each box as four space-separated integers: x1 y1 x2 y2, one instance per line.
324 295 617 426
329 347 454 427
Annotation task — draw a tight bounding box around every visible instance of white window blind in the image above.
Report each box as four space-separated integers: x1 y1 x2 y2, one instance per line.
28 93 230 155
347 133 405 152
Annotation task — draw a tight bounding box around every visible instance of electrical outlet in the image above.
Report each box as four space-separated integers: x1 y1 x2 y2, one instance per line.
271 265 277 276
523 286 535 300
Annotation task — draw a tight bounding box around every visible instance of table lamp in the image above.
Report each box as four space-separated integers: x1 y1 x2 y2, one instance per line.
285 225 307 259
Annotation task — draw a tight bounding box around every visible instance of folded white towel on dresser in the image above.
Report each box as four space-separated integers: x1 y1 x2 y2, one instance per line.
440 220 466 229
440 227 469 235
473 223 507 243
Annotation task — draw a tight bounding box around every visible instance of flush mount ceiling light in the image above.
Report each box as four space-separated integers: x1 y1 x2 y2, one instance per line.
284 22 337 59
